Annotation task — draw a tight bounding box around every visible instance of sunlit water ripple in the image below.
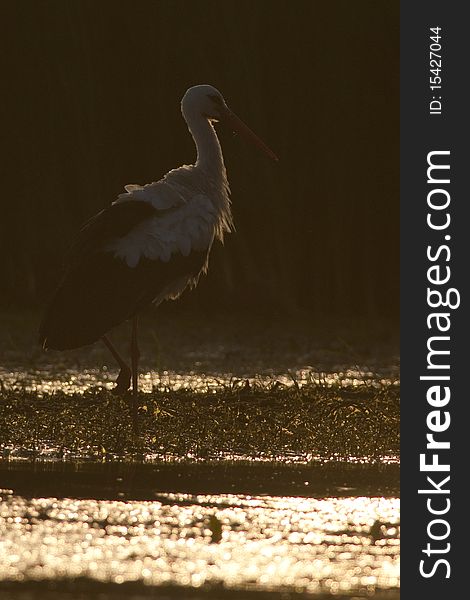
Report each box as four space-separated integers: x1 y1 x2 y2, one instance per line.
0 489 399 595
0 365 398 396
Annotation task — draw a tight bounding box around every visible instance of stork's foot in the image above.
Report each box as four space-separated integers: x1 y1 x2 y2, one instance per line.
112 365 132 394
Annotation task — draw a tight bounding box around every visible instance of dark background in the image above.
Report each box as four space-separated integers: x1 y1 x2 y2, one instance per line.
3 0 399 321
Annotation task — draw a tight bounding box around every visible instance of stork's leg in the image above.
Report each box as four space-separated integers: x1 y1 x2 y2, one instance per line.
129 317 140 429
131 316 140 396
102 335 131 393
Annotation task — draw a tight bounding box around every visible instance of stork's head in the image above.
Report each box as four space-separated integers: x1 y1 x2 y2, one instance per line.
181 84 278 161
182 85 228 122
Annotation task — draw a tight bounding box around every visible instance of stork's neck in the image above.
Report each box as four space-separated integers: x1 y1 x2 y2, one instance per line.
183 110 225 178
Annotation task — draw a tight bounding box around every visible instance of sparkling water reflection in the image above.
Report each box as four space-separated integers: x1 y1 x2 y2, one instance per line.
0 490 399 595
0 365 398 396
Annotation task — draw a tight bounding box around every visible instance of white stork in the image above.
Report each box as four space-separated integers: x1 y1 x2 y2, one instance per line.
39 84 277 395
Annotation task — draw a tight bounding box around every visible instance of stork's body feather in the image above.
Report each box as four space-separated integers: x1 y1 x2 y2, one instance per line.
108 164 232 268
39 163 232 350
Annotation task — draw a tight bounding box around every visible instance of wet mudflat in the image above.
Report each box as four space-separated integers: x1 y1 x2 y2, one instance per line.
0 461 399 500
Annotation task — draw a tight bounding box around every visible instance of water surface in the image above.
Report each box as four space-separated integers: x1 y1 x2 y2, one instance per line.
0 486 399 596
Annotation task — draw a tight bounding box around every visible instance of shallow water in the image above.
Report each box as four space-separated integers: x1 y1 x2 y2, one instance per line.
0 310 399 396
0 365 398 396
0 486 399 596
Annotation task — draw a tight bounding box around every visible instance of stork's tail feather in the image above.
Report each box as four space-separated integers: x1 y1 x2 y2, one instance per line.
39 286 115 350
39 247 210 351
38 256 138 351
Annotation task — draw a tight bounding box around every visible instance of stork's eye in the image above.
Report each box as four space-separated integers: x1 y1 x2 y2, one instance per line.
208 94 223 106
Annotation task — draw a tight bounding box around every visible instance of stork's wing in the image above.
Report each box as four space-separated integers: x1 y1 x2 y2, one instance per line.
66 200 158 268
40 189 213 350
40 169 219 350
66 172 198 267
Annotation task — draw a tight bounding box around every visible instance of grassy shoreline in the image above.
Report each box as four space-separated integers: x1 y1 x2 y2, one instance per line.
1 377 399 462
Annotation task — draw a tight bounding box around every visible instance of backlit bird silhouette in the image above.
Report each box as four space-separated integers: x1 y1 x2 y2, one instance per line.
39 84 277 395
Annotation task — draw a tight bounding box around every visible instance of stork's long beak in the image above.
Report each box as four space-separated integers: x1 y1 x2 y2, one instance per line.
222 107 279 162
